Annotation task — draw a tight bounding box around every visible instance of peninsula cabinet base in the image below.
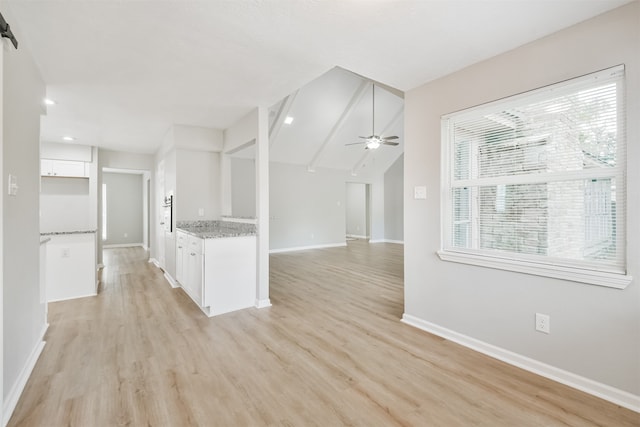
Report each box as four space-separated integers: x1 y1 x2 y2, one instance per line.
177 232 256 317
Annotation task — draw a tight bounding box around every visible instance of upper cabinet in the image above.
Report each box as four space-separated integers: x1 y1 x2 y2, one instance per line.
41 159 89 178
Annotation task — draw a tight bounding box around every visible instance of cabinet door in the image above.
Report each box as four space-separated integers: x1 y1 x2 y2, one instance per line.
190 252 203 305
176 232 187 284
186 251 203 305
41 159 54 176
52 160 86 177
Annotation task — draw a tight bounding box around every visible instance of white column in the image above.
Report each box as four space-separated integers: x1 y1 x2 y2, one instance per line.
255 106 271 308
0 37 5 425
220 153 232 216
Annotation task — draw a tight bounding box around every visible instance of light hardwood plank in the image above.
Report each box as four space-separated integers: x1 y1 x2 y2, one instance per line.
7 242 639 426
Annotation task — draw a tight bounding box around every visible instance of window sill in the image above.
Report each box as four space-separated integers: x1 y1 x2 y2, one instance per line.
436 250 632 289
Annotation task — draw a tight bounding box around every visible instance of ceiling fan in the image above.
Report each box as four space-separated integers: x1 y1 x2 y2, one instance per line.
346 84 400 150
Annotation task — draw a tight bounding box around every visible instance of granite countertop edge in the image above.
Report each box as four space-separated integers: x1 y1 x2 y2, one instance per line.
40 230 98 236
176 227 256 239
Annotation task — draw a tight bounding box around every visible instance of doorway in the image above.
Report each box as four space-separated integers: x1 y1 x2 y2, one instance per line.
345 182 370 240
99 167 150 266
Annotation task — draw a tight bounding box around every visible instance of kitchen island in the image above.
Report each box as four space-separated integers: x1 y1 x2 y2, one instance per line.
175 220 256 317
40 230 97 302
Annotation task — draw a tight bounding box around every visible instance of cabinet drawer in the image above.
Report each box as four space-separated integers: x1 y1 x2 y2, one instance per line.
187 236 203 255
177 231 188 245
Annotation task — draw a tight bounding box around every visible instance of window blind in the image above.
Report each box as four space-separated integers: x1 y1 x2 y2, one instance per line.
442 66 626 276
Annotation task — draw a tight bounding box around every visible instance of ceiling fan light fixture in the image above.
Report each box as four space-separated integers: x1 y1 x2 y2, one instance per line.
366 137 381 150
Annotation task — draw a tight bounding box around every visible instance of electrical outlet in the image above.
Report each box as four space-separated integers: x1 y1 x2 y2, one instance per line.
198 208 205 216
61 248 70 258
124 233 128 238
535 313 550 334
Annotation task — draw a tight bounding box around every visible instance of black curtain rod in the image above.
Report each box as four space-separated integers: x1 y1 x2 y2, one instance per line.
0 11 18 49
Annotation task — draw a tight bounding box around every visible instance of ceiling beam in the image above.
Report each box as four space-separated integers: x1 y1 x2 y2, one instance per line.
307 80 370 172
340 67 404 99
350 105 404 176
269 90 299 148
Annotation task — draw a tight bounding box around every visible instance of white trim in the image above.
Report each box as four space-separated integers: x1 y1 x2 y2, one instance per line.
437 250 632 289
401 314 640 413
442 65 624 120
148 258 160 268
48 292 97 303
369 239 404 244
97 263 104 269
269 242 347 254
102 243 144 249
346 234 368 239
2 325 48 427
255 298 272 309
164 272 178 288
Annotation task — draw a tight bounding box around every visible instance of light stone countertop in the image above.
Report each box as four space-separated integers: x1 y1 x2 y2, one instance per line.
40 230 97 236
176 220 256 239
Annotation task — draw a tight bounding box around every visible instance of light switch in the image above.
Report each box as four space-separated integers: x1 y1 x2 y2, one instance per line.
8 174 18 196
414 186 427 200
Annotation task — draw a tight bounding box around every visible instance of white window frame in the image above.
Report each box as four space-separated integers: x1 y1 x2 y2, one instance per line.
438 65 632 289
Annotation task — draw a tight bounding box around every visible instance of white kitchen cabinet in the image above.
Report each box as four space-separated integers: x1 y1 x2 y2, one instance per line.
44 232 97 302
185 235 203 305
203 235 256 316
41 159 88 178
176 231 186 284
175 231 256 317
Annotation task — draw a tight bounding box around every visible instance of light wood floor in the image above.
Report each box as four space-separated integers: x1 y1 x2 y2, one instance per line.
8 241 639 426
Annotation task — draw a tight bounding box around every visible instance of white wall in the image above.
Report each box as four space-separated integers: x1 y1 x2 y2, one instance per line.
39 177 91 233
2 33 47 422
231 157 256 218
40 141 92 161
270 162 346 251
176 149 221 221
345 182 367 238
173 124 224 151
163 148 176 277
384 154 403 242
404 2 639 401
102 172 143 246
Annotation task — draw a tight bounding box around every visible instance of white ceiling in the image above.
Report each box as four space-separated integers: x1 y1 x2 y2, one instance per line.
2 0 630 156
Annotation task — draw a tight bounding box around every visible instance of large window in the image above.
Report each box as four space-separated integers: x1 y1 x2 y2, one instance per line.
439 66 630 288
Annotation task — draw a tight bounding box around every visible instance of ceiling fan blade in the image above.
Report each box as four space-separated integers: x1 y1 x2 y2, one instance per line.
382 135 399 140
358 136 373 139
383 141 400 146
345 142 366 146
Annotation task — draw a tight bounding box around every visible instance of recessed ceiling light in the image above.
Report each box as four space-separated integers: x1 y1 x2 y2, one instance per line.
62 136 75 142
284 116 294 125
44 98 56 105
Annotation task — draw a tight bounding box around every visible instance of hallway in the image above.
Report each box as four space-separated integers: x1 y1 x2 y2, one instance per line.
7 243 638 426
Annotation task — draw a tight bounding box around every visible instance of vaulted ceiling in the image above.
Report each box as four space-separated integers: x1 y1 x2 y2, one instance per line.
268 67 404 176
2 0 630 167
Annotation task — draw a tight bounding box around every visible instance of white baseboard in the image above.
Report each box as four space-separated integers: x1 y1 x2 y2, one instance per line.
346 234 369 239
255 298 272 309
401 314 640 413
102 243 144 249
3 324 48 427
148 258 160 268
270 242 347 254
48 292 97 303
164 272 178 288
369 239 404 244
